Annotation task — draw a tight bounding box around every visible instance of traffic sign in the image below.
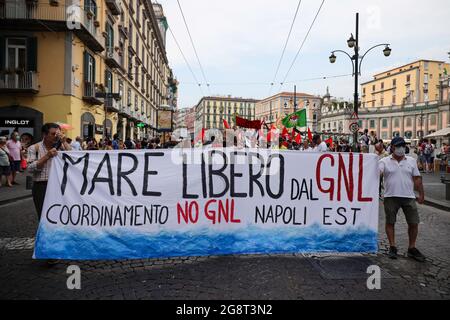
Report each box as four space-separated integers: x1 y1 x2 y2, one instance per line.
349 122 359 133
350 112 359 120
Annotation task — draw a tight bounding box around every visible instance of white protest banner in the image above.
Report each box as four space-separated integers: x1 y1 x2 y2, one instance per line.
33 149 379 260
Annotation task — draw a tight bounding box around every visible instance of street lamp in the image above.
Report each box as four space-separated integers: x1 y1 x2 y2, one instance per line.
347 34 356 48
329 53 337 64
328 12 391 151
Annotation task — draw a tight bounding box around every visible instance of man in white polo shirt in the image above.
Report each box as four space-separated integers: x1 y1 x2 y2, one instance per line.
379 136 425 262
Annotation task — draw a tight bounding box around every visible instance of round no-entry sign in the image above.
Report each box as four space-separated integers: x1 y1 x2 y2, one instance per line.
349 122 359 133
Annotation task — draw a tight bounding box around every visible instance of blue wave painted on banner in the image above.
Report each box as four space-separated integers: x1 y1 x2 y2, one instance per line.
34 225 378 260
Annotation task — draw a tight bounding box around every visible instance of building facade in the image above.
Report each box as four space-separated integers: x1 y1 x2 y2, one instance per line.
319 89 354 136
255 92 322 131
319 62 450 142
0 0 176 142
194 96 258 138
361 60 450 108
174 106 195 139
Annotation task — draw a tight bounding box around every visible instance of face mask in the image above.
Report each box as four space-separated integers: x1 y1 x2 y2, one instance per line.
394 146 405 157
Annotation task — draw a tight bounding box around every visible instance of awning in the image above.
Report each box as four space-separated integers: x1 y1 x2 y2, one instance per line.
424 127 450 139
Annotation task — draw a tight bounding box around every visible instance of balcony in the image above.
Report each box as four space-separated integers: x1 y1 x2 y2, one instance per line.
0 2 104 52
105 46 122 69
118 24 128 38
0 71 39 93
104 97 120 113
105 0 121 16
82 82 103 105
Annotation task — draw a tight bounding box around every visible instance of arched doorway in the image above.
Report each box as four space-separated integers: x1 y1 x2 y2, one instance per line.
81 112 95 140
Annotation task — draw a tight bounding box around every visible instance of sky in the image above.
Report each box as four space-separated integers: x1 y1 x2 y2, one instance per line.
156 0 450 109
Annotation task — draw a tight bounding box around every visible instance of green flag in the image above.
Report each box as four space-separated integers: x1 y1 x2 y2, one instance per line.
281 109 307 128
444 68 448 76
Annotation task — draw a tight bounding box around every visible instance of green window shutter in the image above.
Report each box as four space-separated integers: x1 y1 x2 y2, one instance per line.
27 37 38 72
83 51 88 82
0 36 5 70
92 55 96 84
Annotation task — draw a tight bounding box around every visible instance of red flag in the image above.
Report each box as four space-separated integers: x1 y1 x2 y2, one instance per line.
195 128 205 143
307 127 313 142
223 119 230 129
235 116 262 129
282 127 289 139
295 133 302 144
325 137 333 147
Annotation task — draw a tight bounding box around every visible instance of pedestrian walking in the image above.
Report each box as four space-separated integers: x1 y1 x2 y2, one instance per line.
379 136 426 262
6 132 22 185
422 139 434 173
27 123 72 220
0 136 13 188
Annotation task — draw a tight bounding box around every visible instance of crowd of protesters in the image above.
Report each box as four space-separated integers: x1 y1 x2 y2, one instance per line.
5 122 447 265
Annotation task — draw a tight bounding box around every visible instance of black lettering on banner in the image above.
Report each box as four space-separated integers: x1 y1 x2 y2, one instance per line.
323 208 333 225
208 150 230 198
61 153 89 195
134 205 143 226
46 204 60 224
352 208 362 225
248 152 265 197
230 151 247 198
60 205 70 225
69 205 81 225
201 153 207 198
336 207 348 225
114 206 124 226
91 206 100 226
117 153 138 196
81 204 90 226
182 153 198 199
266 154 284 199
124 206 134 225
159 206 169 224
143 152 164 197
88 154 114 195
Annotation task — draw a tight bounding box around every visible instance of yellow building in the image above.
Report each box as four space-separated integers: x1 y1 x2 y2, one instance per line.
0 0 176 142
361 59 450 108
255 92 322 131
194 96 258 138
320 60 450 142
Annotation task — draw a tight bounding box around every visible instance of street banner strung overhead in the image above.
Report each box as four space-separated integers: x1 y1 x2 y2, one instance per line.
34 149 380 260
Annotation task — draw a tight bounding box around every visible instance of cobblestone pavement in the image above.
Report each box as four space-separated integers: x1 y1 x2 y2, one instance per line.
0 198 449 300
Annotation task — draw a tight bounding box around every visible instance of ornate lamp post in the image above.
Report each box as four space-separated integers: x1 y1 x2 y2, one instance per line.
329 12 391 150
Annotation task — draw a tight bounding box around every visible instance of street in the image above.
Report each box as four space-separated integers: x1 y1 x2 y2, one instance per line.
0 197 448 300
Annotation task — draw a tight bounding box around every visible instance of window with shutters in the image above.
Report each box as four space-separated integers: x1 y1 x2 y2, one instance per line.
85 0 98 18
84 51 95 84
104 70 113 93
